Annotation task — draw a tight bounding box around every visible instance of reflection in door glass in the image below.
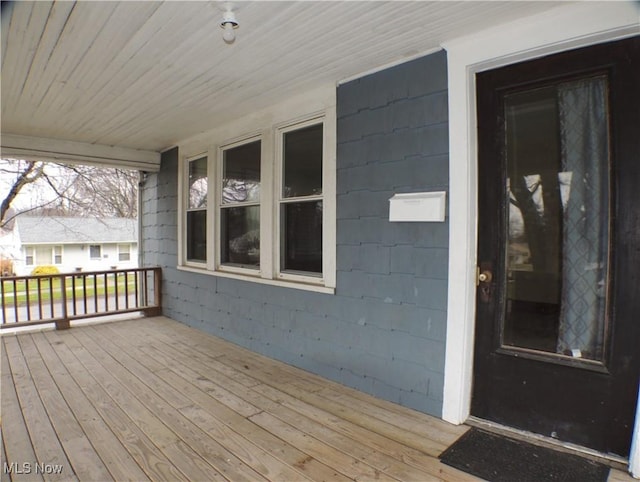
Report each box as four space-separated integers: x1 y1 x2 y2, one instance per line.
503 76 610 362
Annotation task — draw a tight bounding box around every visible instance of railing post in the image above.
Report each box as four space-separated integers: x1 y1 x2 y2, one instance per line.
154 268 162 309
56 274 70 330
145 268 162 317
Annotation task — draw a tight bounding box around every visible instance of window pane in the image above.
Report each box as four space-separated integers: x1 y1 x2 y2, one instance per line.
221 206 260 268
90 245 101 259
503 77 610 361
189 157 208 209
54 246 62 264
118 244 130 261
223 141 261 204
282 201 322 274
283 124 323 198
187 210 207 262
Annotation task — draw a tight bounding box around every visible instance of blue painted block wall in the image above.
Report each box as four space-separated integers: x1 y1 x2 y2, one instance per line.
142 50 450 417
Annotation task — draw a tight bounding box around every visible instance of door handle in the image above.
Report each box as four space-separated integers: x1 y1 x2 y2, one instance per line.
477 267 493 303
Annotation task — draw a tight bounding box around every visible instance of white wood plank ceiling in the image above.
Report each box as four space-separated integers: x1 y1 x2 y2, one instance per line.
1 1 563 165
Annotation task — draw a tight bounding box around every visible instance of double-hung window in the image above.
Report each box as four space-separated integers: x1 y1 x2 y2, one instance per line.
25 246 35 266
220 139 261 271
53 245 62 264
118 244 131 262
278 122 324 278
186 156 208 264
179 109 335 292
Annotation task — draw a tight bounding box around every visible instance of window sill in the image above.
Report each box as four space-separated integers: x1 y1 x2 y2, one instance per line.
176 264 335 294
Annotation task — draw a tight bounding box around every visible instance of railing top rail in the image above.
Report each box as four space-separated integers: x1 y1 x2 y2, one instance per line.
1 267 160 282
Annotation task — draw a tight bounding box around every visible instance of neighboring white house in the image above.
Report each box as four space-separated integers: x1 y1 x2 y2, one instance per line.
11 216 138 276
0 225 21 275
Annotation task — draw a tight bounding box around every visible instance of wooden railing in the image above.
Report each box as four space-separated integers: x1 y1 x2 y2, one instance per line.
0 267 161 330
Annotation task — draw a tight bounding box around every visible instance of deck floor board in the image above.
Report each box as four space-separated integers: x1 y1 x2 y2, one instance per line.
1 316 635 481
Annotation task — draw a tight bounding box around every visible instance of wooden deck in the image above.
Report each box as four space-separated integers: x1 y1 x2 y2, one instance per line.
1 316 635 482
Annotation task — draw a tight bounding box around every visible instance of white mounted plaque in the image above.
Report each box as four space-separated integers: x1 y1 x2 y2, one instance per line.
389 191 446 222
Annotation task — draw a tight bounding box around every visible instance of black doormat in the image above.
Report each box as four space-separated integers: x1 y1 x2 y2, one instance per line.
439 428 610 482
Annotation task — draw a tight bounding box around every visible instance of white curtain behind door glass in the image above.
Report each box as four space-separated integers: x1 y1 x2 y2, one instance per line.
557 77 609 359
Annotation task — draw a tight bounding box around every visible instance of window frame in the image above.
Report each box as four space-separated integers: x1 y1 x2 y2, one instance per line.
177 107 336 293
216 135 263 276
275 117 327 285
182 153 210 268
118 243 131 262
25 246 35 266
89 244 102 260
53 245 63 265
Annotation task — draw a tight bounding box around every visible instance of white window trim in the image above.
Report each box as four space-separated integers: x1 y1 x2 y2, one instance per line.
177 106 336 293
441 1 639 474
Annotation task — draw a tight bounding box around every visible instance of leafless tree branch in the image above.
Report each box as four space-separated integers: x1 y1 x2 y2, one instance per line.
1 159 138 228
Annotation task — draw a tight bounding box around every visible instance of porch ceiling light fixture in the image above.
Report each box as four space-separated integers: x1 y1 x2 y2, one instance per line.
220 9 238 44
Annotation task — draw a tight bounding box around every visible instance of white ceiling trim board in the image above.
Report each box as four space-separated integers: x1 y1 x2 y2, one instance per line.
1 134 161 172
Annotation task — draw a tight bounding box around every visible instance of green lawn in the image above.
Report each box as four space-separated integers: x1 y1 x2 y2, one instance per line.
1 275 139 307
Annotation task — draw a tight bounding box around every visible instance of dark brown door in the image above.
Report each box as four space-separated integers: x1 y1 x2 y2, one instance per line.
472 36 640 456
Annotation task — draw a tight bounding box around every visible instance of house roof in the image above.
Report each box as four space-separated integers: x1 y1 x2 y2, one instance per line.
0 1 567 169
17 217 137 245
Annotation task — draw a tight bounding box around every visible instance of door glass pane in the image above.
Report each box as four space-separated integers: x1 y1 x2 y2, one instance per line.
222 141 261 204
503 76 610 362
283 124 323 198
281 201 322 274
221 206 260 268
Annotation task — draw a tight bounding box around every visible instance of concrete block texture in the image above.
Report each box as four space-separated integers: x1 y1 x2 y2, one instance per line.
143 51 450 418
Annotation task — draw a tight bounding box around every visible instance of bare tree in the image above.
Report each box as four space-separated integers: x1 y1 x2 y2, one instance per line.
0 159 138 228
0 160 45 226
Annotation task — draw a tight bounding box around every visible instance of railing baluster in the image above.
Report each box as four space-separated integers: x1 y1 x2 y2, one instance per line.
1 279 6 325
124 272 129 309
13 279 19 323
103 273 108 312
134 271 140 309
83 275 88 314
114 272 119 311
71 275 77 316
93 274 98 313
143 270 148 307
1 279 7 325
25 278 31 321
49 277 54 318
37 277 43 319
